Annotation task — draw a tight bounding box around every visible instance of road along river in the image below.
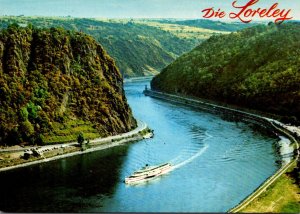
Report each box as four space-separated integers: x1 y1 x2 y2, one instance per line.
0 80 290 212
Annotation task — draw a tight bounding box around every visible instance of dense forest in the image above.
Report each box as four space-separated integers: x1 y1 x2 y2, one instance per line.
0 25 136 145
0 17 246 77
152 23 300 123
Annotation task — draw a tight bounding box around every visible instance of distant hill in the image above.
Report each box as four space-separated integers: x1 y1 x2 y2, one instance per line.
157 19 257 32
151 23 300 123
0 17 230 77
0 25 136 145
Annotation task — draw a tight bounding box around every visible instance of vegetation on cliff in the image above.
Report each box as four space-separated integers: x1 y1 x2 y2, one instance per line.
151 23 300 123
0 25 136 145
0 17 235 77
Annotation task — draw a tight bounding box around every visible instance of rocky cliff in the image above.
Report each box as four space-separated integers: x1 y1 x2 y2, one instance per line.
0 25 136 145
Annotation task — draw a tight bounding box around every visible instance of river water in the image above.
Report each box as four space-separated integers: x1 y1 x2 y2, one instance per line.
0 80 281 212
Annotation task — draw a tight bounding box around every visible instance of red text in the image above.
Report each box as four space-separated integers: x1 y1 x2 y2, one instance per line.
202 7 226 19
229 0 292 23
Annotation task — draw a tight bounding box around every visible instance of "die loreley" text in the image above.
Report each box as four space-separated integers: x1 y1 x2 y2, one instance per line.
201 0 293 23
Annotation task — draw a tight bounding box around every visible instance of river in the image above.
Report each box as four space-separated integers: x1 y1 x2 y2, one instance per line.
0 80 281 212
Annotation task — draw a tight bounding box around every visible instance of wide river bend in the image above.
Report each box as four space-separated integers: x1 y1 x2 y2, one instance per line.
0 80 282 212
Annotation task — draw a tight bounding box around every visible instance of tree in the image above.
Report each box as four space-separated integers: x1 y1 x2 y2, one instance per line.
20 120 34 137
19 107 29 121
27 101 39 120
77 132 84 146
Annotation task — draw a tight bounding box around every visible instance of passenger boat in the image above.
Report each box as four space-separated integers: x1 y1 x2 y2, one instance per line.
125 163 172 184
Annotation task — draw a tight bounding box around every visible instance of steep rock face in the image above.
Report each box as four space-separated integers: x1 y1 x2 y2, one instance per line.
152 23 300 122
0 25 136 145
0 18 201 78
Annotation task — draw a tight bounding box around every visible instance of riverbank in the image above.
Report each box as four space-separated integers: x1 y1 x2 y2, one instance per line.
239 161 300 213
0 120 151 172
230 121 299 213
143 89 299 213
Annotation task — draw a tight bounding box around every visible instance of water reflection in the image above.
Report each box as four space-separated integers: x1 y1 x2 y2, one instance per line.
0 146 129 212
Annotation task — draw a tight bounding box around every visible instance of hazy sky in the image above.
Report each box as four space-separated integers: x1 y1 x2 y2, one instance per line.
0 0 299 20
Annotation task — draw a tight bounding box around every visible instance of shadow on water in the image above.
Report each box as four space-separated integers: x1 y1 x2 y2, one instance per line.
0 145 130 212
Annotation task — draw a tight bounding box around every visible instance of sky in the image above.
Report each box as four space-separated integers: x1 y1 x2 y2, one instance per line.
0 0 299 20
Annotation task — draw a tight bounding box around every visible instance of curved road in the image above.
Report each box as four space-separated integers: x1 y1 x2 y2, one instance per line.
0 120 147 153
0 120 148 172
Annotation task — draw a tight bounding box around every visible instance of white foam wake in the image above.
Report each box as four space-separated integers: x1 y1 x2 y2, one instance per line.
171 144 209 170
169 131 211 171
169 132 212 170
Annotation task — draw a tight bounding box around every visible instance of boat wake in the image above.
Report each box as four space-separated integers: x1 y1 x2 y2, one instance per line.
171 144 209 171
124 131 211 185
169 131 211 171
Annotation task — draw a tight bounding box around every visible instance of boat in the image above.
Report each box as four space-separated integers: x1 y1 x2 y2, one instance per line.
125 163 172 184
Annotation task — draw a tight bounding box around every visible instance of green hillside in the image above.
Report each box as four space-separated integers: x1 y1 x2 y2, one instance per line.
151 23 300 123
157 19 257 32
0 25 136 145
0 17 212 77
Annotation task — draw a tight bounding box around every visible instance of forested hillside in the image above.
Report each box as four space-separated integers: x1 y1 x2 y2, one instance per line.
152 23 300 123
157 19 257 32
0 17 209 77
0 25 136 145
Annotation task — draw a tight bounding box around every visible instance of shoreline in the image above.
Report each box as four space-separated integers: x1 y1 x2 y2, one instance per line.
229 122 299 213
143 89 299 213
0 120 150 172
